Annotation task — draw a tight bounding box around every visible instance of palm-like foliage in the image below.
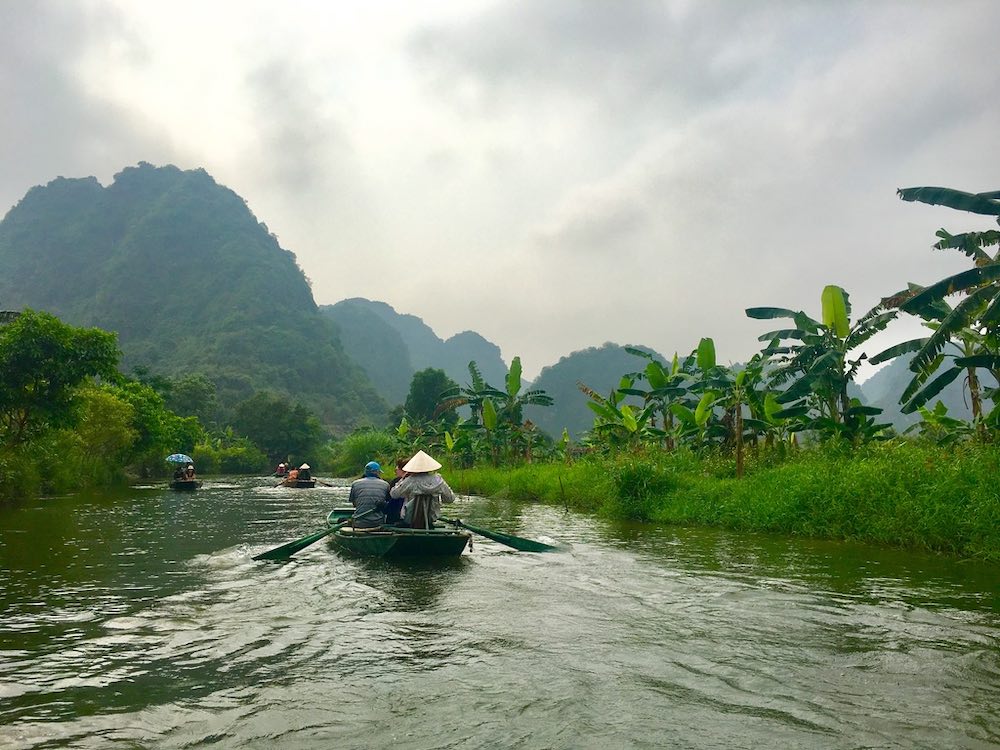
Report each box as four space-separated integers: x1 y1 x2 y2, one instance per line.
875 186 1000 434
747 285 895 442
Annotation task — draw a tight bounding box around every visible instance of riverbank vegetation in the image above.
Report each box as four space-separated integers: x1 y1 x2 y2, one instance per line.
4 185 1000 562
325 186 1000 561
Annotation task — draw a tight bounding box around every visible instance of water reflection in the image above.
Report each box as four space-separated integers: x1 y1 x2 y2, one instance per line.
1 478 998 749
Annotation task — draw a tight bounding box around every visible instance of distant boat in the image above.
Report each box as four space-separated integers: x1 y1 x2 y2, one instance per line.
281 478 316 488
169 479 202 491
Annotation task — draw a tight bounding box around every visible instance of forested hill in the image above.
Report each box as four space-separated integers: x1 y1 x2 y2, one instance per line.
525 343 665 439
320 298 508 405
0 162 386 431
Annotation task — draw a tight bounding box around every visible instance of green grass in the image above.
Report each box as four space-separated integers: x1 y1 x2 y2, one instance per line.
450 443 1000 561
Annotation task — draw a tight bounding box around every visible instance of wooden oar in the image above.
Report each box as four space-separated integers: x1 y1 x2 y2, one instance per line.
253 509 376 561
438 517 559 552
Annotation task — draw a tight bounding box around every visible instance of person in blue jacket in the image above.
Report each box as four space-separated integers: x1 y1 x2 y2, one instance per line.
347 460 389 528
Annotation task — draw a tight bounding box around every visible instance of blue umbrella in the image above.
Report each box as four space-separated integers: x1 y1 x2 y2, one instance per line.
165 453 194 464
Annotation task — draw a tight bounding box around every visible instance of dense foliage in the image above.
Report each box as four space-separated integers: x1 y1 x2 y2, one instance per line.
0 163 387 432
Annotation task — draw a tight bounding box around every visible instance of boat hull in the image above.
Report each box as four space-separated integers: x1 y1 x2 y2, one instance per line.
282 478 316 488
329 526 471 557
326 509 470 558
169 479 202 491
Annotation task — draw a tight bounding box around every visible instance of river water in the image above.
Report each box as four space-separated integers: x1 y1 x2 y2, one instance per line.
1 477 998 749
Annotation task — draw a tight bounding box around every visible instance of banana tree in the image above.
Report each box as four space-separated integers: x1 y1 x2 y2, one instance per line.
746 285 896 442
875 186 1000 438
623 347 698 451
578 378 659 450
871 293 998 438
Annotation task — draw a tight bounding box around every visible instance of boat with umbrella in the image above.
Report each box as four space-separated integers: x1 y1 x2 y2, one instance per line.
165 453 201 491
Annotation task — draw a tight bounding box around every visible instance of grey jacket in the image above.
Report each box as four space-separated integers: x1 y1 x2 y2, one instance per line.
348 476 390 527
390 473 455 526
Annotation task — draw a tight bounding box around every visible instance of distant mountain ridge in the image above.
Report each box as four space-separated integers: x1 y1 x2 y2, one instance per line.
0 162 386 431
321 298 508 405
525 342 665 439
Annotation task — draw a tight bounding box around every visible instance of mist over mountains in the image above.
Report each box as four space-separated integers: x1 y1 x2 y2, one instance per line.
0 162 983 438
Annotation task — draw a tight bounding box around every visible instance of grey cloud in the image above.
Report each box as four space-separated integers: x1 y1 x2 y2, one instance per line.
408 0 859 117
0 1 175 216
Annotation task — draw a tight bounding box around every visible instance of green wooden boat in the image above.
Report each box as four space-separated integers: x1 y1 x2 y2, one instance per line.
325 508 471 558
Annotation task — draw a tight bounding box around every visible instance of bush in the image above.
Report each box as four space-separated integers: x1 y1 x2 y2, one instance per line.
328 429 399 477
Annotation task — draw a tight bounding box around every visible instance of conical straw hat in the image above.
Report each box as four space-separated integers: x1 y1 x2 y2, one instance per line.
403 450 441 473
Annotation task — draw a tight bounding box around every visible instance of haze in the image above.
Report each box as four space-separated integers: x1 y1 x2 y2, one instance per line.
3 0 999 379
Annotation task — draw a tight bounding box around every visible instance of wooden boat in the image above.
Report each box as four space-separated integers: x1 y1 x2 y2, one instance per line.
281 478 316 488
169 479 202 491
325 508 471 558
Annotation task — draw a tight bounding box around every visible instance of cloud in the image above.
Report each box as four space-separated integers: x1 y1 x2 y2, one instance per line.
0 1 176 215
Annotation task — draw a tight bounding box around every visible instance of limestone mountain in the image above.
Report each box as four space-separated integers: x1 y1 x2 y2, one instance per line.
524 342 665 439
0 162 385 431
320 298 508 405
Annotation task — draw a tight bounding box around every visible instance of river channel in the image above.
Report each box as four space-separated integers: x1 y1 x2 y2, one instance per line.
1 477 998 749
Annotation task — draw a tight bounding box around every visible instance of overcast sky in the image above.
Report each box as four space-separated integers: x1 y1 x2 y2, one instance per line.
3 1 999 379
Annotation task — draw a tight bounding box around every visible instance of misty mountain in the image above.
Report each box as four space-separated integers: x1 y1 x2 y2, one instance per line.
859 353 995 431
321 298 508 405
0 162 386 431
524 343 664 439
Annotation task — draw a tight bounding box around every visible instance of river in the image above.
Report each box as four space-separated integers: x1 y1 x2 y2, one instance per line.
1 477 998 749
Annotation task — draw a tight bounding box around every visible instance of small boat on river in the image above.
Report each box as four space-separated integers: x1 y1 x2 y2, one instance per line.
169 479 202 491
281 478 316 488
325 508 471 558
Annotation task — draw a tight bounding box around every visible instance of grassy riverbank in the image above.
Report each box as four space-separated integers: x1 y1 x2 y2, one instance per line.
450 442 1000 561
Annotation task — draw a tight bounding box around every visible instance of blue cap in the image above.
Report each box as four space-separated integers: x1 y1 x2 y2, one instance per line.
364 461 381 475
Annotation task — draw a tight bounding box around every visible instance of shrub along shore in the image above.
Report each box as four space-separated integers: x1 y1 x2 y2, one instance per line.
450 442 1000 562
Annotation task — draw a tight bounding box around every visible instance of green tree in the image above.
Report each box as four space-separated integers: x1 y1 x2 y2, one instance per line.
232 391 325 463
403 368 459 427
874 186 1000 436
746 285 895 443
0 310 119 444
164 373 218 427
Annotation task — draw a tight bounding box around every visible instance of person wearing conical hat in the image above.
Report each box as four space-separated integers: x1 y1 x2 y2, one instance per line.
389 450 455 529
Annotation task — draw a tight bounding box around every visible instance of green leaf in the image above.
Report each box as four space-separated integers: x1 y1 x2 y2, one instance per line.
821 285 850 338
645 362 668 389
444 431 455 451
669 403 696 426
870 338 927 365
694 391 715 427
898 186 1000 216
902 367 963 413
696 338 716 371
506 356 522 399
482 399 497 431
954 354 1000 369
745 307 799 320
621 405 638 433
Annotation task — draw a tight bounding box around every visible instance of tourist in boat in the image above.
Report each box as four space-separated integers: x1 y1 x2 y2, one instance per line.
173 466 185 481
385 458 407 525
348 461 389 528
184 464 196 480
348 461 389 529
285 465 299 483
390 450 455 529
297 463 311 481
275 462 286 477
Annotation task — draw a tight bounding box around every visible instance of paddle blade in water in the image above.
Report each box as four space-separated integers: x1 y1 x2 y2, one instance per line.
445 518 560 552
253 526 336 561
